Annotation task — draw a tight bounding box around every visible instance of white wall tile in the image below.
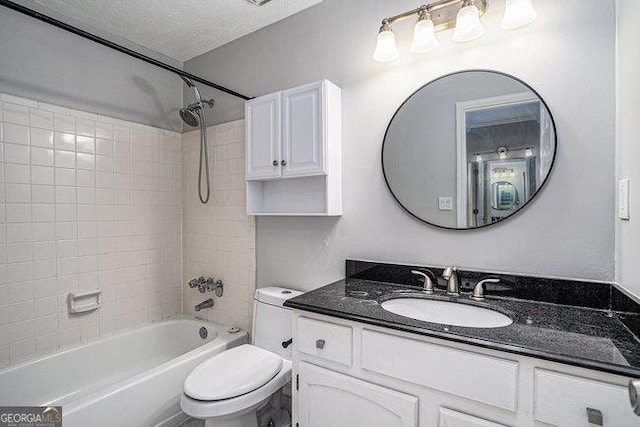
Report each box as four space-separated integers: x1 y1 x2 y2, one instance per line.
2 95 37 108
30 128 53 148
54 132 75 151
4 143 29 164
32 166 54 185
76 136 95 154
2 104 30 126
54 150 75 168
53 114 74 133
29 109 53 130
31 148 53 167
1 94 183 366
5 163 30 184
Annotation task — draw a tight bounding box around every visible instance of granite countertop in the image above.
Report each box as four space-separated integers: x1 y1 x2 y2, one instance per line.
285 278 640 378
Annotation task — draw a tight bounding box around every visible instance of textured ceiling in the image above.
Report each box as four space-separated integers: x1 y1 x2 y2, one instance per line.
33 0 323 62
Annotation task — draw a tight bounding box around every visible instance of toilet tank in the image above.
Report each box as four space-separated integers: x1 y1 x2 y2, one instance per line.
252 287 303 360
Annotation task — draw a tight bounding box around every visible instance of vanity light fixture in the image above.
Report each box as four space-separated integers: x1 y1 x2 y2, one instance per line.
475 153 483 162
497 146 509 159
501 0 538 29
372 0 538 62
410 6 439 53
525 147 533 157
452 0 485 42
373 19 400 62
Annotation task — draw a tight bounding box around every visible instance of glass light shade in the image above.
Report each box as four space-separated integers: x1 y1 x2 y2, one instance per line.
525 147 534 157
452 5 485 42
475 153 482 162
410 18 439 53
501 0 538 29
373 29 399 62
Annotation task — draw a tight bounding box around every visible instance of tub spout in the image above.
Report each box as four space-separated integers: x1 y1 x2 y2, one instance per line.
195 298 214 312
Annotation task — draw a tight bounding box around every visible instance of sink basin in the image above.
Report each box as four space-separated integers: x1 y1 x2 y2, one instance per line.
380 298 512 328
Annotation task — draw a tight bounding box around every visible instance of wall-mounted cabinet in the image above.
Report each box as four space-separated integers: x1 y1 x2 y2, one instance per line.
245 80 342 216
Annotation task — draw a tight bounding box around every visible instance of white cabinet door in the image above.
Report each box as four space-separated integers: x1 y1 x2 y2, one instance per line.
297 362 418 427
439 408 508 427
282 81 325 178
245 92 281 180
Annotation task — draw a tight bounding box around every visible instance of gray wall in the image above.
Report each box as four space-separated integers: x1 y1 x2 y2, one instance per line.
616 0 640 299
186 0 617 290
0 5 183 131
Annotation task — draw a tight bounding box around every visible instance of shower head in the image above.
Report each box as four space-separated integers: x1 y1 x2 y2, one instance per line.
179 107 200 127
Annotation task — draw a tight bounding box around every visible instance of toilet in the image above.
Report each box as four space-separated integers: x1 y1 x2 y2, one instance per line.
181 287 302 427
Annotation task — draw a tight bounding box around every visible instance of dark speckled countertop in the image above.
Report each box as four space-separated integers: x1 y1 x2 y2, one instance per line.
284 261 640 378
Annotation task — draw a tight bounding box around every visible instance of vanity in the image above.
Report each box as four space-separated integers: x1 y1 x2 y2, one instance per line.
285 261 640 427
273 70 638 426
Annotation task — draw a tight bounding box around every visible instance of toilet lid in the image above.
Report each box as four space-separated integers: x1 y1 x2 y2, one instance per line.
184 344 283 401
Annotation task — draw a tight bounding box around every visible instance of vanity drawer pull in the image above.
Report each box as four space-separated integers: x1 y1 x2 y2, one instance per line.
295 317 352 366
586 407 603 426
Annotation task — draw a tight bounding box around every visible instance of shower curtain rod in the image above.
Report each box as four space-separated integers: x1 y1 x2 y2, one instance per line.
0 0 253 101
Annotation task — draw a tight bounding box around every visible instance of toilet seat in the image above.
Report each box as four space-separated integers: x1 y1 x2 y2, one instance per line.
180 346 292 420
184 344 283 401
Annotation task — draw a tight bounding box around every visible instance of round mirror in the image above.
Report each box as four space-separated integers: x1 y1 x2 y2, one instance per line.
382 70 556 229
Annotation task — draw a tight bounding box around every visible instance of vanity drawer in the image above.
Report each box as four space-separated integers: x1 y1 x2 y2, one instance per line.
361 329 518 411
534 369 637 426
295 317 352 366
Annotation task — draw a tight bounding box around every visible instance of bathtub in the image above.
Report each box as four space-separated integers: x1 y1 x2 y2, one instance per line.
0 317 248 427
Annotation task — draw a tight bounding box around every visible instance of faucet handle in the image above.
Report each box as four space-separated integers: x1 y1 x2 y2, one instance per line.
411 270 435 294
472 278 500 301
442 266 456 279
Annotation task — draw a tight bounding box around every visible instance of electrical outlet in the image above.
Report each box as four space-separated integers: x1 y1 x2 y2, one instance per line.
619 178 630 220
438 197 453 211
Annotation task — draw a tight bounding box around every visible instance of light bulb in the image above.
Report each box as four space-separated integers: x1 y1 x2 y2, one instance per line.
410 11 439 53
373 21 399 62
501 0 538 30
452 3 485 42
525 147 533 157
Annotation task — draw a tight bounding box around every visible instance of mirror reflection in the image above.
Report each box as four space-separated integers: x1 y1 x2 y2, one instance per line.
382 70 556 229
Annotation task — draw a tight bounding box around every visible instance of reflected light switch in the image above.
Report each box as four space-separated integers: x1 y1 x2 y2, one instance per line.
619 178 630 220
438 197 454 211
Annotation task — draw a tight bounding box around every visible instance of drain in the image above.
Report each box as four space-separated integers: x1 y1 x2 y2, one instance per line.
199 327 208 339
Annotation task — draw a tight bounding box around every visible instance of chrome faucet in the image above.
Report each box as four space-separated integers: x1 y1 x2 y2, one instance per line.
195 298 214 312
442 267 460 296
471 278 501 301
411 269 436 294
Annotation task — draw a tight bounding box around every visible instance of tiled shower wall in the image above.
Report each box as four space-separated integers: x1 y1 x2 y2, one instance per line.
0 93 182 367
182 120 256 333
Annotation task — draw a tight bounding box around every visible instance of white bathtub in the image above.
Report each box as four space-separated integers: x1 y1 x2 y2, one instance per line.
0 317 248 427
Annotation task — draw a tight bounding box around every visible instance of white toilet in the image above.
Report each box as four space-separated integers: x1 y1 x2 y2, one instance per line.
181 287 302 427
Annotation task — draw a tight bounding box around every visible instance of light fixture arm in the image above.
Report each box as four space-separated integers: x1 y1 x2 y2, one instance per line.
379 0 487 32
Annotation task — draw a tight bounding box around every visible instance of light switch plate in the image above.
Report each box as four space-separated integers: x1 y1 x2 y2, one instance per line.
619 178 630 220
438 197 453 211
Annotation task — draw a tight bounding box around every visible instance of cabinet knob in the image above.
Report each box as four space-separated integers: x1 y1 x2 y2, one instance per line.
586 407 603 425
315 339 325 349
281 160 287 166
272 160 278 167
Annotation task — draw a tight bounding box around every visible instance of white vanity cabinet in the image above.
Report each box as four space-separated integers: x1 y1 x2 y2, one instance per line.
297 362 418 427
290 311 639 427
245 80 342 216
